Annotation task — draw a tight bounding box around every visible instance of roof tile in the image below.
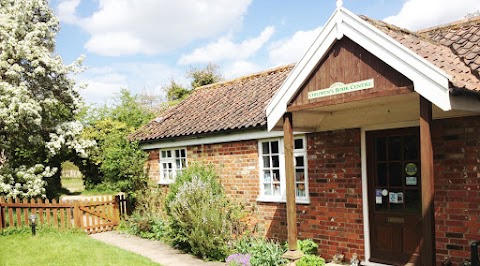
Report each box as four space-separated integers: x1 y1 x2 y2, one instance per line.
130 65 294 142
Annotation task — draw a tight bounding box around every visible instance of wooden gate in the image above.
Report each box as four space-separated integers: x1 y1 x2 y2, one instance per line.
0 194 127 234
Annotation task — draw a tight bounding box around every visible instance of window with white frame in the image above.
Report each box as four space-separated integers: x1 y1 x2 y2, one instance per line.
159 148 186 184
258 136 309 203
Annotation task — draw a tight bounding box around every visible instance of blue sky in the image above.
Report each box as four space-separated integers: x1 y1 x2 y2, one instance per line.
49 0 480 105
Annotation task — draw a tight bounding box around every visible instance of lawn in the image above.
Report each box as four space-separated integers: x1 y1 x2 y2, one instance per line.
61 177 85 193
0 228 159 266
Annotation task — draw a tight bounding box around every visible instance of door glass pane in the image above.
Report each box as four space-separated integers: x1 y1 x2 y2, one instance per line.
263 170 271 182
389 190 404 211
273 169 280 182
389 162 403 187
376 163 387 186
264 184 272 195
376 137 387 161
405 190 420 212
389 136 402 160
404 134 418 160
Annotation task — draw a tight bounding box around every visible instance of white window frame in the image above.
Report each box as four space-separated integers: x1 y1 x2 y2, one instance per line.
159 147 187 184
257 136 310 204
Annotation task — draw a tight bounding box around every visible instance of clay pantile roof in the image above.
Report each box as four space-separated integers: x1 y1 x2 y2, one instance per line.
130 64 294 142
361 15 480 92
419 16 480 77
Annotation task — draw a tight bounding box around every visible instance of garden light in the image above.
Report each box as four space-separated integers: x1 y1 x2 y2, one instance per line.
29 214 37 236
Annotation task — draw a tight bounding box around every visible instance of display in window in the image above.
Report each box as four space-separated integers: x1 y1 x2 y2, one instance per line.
296 183 306 197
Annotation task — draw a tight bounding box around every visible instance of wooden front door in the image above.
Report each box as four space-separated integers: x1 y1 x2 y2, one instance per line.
367 128 422 265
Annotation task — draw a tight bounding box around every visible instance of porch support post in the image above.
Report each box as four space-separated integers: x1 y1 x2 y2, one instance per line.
282 112 303 263
420 96 436 265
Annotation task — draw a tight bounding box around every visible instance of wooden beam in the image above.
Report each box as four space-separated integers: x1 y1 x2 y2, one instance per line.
283 112 298 251
420 96 436 265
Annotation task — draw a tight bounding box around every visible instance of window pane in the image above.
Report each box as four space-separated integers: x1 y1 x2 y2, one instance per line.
167 150 172 157
376 163 387 186
263 171 271 182
404 135 418 160
271 141 279 154
264 184 272 195
181 149 186 157
175 149 180 158
176 159 181 169
273 169 280 182
295 170 305 182
294 138 304 150
376 137 387 161
389 162 403 187
295 156 304 167
405 189 420 212
389 136 402 160
272 155 279 168
263 156 270 168
273 183 281 196
180 159 186 168
296 183 306 197
161 151 166 158
262 142 270 154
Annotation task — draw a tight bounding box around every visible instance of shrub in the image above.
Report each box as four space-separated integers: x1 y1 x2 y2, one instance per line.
284 239 318 255
166 166 235 261
233 236 287 266
226 253 251 266
296 254 325 266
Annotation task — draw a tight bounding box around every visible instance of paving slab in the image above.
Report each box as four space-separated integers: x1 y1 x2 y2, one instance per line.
90 231 224 266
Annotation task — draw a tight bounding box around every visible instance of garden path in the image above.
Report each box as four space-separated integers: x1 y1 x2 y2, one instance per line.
90 231 224 266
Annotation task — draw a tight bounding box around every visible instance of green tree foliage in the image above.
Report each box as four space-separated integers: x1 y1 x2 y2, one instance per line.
163 63 223 106
188 63 222 89
0 0 92 198
77 90 153 195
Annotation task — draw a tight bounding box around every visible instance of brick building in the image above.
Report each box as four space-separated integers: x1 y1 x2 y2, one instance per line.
131 5 480 266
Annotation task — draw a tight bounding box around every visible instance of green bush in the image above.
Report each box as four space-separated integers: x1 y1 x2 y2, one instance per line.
166 165 237 261
233 236 287 266
284 239 318 255
165 163 222 213
296 254 325 266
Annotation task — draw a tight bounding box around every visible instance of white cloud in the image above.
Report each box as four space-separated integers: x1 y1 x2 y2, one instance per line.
223 61 263 80
59 0 252 56
178 26 275 65
384 0 480 30
76 63 184 104
268 27 321 67
56 0 81 24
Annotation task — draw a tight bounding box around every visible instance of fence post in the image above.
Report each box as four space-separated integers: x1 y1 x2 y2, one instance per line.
114 195 120 224
0 197 4 230
73 200 82 228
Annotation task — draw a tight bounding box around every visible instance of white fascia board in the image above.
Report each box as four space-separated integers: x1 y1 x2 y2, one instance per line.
340 8 451 110
139 130 306 150
266 9 341 131
266 7 452 131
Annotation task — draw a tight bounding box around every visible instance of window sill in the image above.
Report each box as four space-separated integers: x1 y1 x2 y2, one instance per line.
157 181 174 185
256 196 310 205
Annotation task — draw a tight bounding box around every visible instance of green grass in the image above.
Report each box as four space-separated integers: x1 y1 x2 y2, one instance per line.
61 177 85 193
0 227 159 266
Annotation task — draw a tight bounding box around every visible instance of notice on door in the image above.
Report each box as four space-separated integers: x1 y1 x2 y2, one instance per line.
375 189 382 204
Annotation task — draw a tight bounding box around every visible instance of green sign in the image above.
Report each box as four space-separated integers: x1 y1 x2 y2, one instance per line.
308 79 374 100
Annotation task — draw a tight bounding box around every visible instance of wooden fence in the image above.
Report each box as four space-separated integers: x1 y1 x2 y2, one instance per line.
0 194 127 234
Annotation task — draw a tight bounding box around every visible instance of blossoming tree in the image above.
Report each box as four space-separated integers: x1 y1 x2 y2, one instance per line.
0 0 93 198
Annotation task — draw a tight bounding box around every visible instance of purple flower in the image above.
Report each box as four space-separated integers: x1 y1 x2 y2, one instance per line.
226 253 251 266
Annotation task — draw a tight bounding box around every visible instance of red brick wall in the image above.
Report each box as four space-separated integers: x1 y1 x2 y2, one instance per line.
257 129 364 261
433 115 480 264
188 141 260 204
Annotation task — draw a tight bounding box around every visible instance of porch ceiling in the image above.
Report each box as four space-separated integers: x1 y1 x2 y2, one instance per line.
287 92 477 132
